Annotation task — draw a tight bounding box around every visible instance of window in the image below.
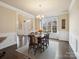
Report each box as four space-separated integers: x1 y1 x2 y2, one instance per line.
41 17 58 33
48 21 52 32
52 21 57 33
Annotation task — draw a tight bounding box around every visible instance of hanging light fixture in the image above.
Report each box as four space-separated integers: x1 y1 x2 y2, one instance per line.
36 0 45 20
36 15 44 20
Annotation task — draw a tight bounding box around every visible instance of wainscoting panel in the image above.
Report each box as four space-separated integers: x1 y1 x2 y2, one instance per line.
69 32 79 59
0 32 17 49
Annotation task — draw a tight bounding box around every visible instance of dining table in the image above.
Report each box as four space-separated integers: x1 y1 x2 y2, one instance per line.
34 33 45 43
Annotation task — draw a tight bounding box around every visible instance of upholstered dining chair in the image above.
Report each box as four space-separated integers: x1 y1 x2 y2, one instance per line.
37 36 45 52
28 35 38 55
42 33 49 48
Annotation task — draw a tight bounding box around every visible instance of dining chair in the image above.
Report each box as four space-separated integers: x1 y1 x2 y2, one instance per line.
28 35 39 55
43 33 49 48
37 36 45 52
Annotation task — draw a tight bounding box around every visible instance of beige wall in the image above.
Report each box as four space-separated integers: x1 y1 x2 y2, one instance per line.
18 14 25 34
18 14 34 34
0 6 16 32
58 14 69 32
69 0 79 36
35 18 40 31
18 15 24 30
57 14 69 41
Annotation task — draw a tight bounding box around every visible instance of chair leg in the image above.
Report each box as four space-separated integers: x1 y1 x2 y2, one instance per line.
34 49 36 55
40 44 44 52
33 45 38 55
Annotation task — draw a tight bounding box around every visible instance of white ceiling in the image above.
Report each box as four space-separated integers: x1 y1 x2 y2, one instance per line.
0 0 72 16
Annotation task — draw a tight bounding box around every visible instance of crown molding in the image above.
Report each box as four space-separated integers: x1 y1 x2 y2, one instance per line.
0 1 34 18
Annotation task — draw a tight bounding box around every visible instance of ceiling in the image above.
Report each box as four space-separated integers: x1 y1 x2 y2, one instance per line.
0 0 72 16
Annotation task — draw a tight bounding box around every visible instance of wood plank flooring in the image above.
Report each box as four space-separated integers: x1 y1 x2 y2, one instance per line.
0 39 76 59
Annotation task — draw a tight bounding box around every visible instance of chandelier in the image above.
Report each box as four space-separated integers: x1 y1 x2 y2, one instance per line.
36 15 44 19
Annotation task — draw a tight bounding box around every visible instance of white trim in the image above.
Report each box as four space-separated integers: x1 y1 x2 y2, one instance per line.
16 12 19 34
0 1 34 18
0 32 17 49
58 31 69 41
69 32 79 59
0 1 17 11
69 0 76 11
50 31 69 41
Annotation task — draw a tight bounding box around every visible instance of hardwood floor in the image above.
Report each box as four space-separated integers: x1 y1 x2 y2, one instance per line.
0 39 76 59
0 44 17 59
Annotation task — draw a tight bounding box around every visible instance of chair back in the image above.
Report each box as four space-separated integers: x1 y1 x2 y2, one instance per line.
28 35 37 45
44 34 49 39
44 33 49 45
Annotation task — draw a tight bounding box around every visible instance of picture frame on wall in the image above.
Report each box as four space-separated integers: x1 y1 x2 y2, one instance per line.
62 19 65 29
